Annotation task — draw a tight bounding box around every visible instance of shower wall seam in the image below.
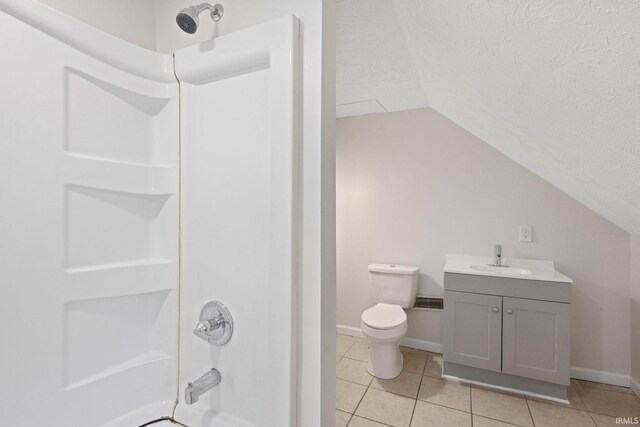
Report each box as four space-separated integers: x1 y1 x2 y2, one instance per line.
172 51 182 420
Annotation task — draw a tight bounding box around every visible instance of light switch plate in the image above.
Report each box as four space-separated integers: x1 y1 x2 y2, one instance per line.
519 225 532 242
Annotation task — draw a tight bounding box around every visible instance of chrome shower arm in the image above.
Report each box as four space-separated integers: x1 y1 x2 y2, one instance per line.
191 3 224 22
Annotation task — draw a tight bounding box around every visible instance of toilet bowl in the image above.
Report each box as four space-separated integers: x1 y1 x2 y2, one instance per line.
361 303 408 379
361 263 419 379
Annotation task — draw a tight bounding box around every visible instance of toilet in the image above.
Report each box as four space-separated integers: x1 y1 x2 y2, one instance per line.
361 263 419 379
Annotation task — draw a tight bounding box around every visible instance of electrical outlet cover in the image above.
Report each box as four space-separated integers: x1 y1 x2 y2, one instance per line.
519 225 532 242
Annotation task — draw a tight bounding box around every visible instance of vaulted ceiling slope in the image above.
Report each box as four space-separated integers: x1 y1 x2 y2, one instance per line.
337 0 640 235
336 0 428 116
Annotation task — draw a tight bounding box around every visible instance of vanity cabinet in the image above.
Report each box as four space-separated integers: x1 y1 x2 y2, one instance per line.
444 290 570 385
443 269 572 399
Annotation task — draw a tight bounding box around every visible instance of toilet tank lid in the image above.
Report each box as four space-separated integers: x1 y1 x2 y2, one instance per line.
368 264 419 275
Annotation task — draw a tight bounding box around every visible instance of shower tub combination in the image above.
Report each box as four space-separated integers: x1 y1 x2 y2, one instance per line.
0 1 300 426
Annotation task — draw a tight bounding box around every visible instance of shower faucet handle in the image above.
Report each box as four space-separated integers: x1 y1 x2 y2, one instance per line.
195 314 225 333
194 301 234 346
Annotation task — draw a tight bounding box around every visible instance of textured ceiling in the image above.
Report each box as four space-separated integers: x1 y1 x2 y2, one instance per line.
337 0 640 235
336 0 427 116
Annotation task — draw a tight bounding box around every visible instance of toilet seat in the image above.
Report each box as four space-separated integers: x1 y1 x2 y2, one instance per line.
361 303 407 330
360 303 408 378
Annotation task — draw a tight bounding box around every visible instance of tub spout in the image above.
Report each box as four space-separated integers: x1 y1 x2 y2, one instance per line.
185 368 221 405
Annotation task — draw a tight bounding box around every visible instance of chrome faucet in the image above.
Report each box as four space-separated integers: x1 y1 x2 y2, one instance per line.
491 244 509 268
185 368 221 405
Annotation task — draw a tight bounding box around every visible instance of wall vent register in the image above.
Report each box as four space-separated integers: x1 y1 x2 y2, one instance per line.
414 297 444 310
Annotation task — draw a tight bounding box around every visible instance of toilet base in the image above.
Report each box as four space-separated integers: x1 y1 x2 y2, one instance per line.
367 341 403 379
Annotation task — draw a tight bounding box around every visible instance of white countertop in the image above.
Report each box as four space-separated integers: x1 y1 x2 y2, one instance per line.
444 254 573 283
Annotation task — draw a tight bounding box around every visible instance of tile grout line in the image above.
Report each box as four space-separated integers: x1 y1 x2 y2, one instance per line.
338 359 429 392
351 414 395 427
337 336 359 426
469 383 473 427
337 376 372 388
472 415 526 427
345 412 353 427
586 410 599 426
349 365 371 423
407 361 427 427
415 398 475 414
524 396 535 427
407 398 418 427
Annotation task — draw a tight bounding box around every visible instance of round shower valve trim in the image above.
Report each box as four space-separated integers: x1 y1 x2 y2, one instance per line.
194 300 233 346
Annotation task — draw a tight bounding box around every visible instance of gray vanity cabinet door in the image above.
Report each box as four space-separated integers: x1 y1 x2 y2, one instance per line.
444 291 502 372
502 297 571 385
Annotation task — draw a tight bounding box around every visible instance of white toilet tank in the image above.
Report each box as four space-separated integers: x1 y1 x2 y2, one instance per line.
368 264 419 308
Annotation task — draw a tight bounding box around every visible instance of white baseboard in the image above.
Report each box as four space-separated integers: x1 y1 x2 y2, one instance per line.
400 336 444 354
631 376 640 398
336 324 365 338
336 324 444 354
570 366 630 387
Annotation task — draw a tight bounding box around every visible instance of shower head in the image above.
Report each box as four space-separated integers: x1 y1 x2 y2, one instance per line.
176 7 199 34
176 3 224 34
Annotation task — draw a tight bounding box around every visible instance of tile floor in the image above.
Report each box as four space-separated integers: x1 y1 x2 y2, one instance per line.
335 334 640 427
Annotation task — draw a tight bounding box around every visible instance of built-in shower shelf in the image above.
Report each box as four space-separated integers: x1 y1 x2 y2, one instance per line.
64 258 175 274
65 154 177 195
64 351 175 391
64 185 176 270
64 290 176 390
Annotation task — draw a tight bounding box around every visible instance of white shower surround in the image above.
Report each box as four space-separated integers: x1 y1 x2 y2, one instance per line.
0 1 332 425
338 0 640 235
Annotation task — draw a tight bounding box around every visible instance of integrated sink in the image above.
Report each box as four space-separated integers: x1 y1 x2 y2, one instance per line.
469 265 532 276
444 254 572 283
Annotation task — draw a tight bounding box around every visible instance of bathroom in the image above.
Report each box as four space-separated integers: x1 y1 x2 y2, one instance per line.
334 1 640 426
0 0 639 426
